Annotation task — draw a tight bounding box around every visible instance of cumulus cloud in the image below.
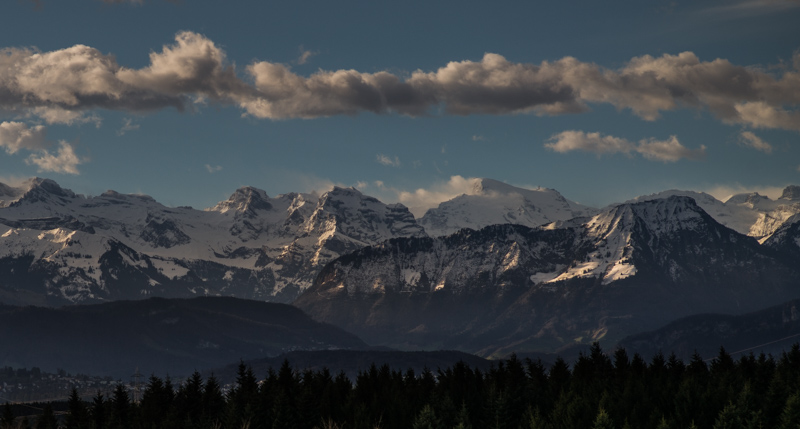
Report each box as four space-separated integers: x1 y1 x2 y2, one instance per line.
376 154 401 167
1 121 85 173
545 130 706 162
25 141 82 174
0 121 48 154
739 131 773 153
0 31 241 119
733 102 800 131
397 175 480 217
2 32 800 131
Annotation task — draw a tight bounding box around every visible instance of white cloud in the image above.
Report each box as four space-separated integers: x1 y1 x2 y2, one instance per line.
25 141 82 174
472 135 486 141
117 118 140 136
545 131 705 162
30 107 102 127
0 122 48 154
545 130 632 155
738 131 773 153
636 136 706 162
205 164 222 173
296 47 318 65
396 175 481 217
376 154 401 167
732 102 800 131
703 184 786 202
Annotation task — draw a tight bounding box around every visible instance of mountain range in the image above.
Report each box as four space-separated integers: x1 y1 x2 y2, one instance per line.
2 177 800 359
295 196 800 356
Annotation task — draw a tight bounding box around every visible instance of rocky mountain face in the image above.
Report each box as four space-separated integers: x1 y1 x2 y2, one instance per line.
0 178 424 305
294 196 800 357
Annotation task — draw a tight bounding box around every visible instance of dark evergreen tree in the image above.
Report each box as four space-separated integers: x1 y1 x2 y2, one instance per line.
91 391 107 429
110 383 130 429
36 404 58 429
202 373 226 427
452 402 472 429
174 371 203 428
1 403 13 429
777 392 800 429
412 404 440 429
65 387 90 429
592 407 615 429
712 402 743 429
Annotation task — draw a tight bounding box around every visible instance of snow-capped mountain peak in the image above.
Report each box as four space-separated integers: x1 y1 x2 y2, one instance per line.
0 178 429 305
779 185 800 201
419 178 598 237
10 177 78 207
209 186 273 217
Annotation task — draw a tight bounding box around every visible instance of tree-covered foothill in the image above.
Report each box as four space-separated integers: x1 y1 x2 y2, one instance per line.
18 343 800 429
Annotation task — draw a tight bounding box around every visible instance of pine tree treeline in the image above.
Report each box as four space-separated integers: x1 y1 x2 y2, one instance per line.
9 343 800 429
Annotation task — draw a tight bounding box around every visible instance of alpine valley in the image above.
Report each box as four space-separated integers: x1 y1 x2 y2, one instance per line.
2 177 800 359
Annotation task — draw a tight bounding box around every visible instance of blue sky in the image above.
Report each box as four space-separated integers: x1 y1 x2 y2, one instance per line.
0 0 799 214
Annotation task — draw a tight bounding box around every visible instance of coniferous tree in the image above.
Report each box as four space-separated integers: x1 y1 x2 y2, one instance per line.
91 391 107 429
654 416 671 429
110 383 131 429
1 403 13 429
592 407 615 429
65 387 90 429
777 392 800 429
524 407 548 429
452 402 472 429
412 404 440 429
202 374 225 428
36 404 57 429
712 402 743 429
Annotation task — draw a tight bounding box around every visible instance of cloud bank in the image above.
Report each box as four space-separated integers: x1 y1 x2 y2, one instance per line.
1 32 799 132
545 131 706 162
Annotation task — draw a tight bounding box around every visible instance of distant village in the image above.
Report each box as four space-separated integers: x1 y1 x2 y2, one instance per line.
0 366 200 404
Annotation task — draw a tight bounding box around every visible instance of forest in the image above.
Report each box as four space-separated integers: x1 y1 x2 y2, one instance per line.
3 343 800 429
